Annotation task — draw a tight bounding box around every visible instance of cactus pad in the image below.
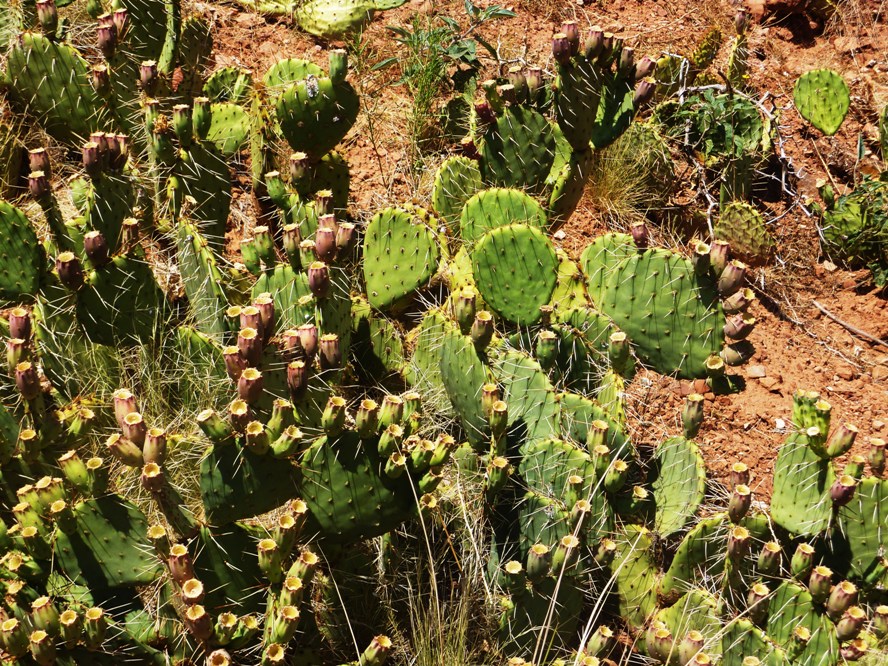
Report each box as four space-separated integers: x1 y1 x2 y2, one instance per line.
715 201 775 264
480 106 555 196
200 443 301 525
177 221 229 337
299 431 416 542
0 200 42 302
609 525 659 629
834 477 888 579
650 436 706 537
363 206 441 311
54 495 163 588
430 156 483 229
440 325 493 445
580 232 635 307
598 248 724 379
771 432 835 536
491 350 560 442
275 73 359 157
766 581 839 666
459 188 547 244
471 224 558 325
794 69 850 136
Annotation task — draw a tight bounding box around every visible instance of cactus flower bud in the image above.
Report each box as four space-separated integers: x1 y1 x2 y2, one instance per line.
56 251 83 289
237 327 263 367
840 638 868 662
288 152 309 181
790 543 815 580
15 361 40 400
535 329 558 369
682 393 705 439
314 226 337 263
106 433 143 467
172 104 192 146
808 565 833 603
207 649 232 666
82 607 107 649
308 262 330 298
717 260 747 297
727 525 750 560
552 32 573 65
710 240 730 275
830 474 857 507
526 543 550 580
551 534 580 573
334 222 357 256
9 306 32 342
383 451 406 479
678 629 705 664
722 287 756 314
221 346 245 382
58 450 90 492
844 454 866 480
471 310 494 350
140 461 164 492
604 459 629 494
237 368 263 405
826 580 857 620
319 333 341 371
633 78 656 107
243 421 269 455
836 606 866 641
728 484 752 523
729 461 750 487
168 543 195 585
59 609 81 649
488 400 508 439
82 141 101 177
314 189 333 216
139 60 158 94
286 361 308 399
618 46 635 77
453 287 477 334
296 323 318 360
36 0 59 35
321 395 347 436
228 399 251 433
28 148 50 177
6 338 26 376
724 313 756 340
83 230 110 267
121 410 147 446
28 169 50 200
746 582 770 625
634 56 656 81
872 605 888 638
646 625 674 662
96 22 117 58
29 629 56 665
594 538 617 566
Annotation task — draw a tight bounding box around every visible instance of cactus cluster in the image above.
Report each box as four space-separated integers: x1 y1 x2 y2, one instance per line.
0 5 885 666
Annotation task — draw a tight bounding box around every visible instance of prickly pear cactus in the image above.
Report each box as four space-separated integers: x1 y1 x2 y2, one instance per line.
431 156 483 230
0 200 43 301
794 69 850 136
363 206 442 311
715 201 775 264
471 224 558 325
459 187 547 243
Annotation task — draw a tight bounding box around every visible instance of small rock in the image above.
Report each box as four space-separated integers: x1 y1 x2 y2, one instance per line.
553 229 566 240
874 420 886 430
747 364 767 378
776 418 787 431
760 376 781 392
836 365 857 381
872 365 888 381
822 260 837 272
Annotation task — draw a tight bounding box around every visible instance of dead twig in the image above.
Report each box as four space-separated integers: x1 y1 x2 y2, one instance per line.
812 300 888 349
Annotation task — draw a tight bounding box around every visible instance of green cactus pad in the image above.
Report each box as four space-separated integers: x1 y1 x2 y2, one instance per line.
558 392 633 458
499 576 584 656
351 297 404 377
548 147 595 225
440 325 493 445
589 73 637 150
275 74 359 157
292 151 351 213
471 224 558 325
177 221 229 337
771 432 835 536
203 103 250 157
598 248 724 379
300 431 416 542
480 106 556 196
194 524 266 613
654 589 722 657
6 33 110 144
177 143 232 245
0 200 43 302
76 256 170 346
580 232 635 307
834 477 888 580
766 581 839 666
715 201 775 265
490 350 560 442
85 175 135 253
263 59 325 92
659 514 727 600
722 619 789 666
295 0 374 38
430 156 483 230
650 436 706 537
204 67 254 103
363 206 441 311
200 442 301 525
403 309 448 392
549 254 589 314
554 58 604 152
794 69 850 136
54 495 163 588
459 188 547 244
609 525 659 629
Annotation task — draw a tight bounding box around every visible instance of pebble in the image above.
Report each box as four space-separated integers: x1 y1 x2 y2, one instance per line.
747 364 767 378
873 365 888 381
836 366 857 381
760 376 781 392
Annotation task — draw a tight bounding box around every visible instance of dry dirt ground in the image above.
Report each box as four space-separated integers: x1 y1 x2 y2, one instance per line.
205 0 887 494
